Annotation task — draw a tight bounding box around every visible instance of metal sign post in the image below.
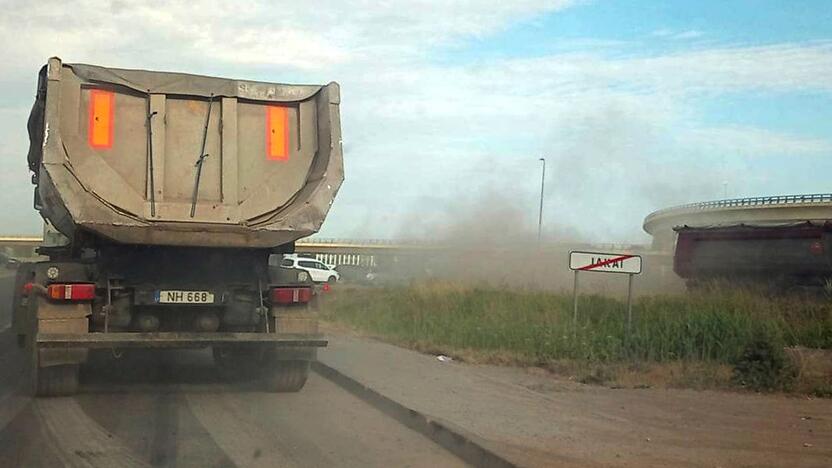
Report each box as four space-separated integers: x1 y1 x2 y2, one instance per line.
569 251 643 339
572 270 579 337
626 273 634 336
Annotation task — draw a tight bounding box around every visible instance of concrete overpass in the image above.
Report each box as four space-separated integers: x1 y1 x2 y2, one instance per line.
0 235 653 268
643 193 832 249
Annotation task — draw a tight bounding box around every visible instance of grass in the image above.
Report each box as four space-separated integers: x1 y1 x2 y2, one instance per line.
320 282 832 392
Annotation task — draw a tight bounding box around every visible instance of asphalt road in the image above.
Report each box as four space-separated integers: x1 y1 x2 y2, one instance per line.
0 279 466 468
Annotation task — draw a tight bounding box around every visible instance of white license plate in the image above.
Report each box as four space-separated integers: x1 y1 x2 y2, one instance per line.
156 290 215 304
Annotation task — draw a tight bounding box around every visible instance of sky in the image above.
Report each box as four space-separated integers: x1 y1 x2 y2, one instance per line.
0 0 831 243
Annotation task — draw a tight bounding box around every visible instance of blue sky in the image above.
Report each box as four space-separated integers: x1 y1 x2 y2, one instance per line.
0 1 831 243
460 0 832 52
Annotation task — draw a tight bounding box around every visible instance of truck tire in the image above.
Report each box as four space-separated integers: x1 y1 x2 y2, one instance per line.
214 347 309 392
36 364 79 397
262 360 309 392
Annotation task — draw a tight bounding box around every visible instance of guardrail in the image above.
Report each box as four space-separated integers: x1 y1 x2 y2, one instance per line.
296 238 402 245
645 193 832 223
296 238 417 248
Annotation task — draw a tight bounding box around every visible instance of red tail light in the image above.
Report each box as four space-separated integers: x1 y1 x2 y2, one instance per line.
21 282 34 296
47 283 96 301
810 240 824 255
270 287 312 305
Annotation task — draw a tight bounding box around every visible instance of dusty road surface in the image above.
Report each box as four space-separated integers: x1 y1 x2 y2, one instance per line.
320 327 832 468
0 272 468 467
0 339 467 468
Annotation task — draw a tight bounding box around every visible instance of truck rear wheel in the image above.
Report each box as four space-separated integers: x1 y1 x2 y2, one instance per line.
36 364 79 397
214 347 310 392
262 360 309 393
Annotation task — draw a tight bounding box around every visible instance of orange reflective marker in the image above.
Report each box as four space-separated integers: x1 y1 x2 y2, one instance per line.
88 90 114 149
266 105 289 161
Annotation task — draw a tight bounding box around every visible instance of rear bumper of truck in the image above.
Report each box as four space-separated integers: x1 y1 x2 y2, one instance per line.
37 332 327 349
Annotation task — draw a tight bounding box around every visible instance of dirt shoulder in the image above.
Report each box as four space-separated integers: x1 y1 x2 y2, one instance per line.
319 324 832 468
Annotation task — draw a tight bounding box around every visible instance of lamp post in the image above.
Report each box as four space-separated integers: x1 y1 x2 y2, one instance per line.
538 157 546 243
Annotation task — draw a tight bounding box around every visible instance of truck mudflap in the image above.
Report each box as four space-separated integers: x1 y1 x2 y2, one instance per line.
36 332 327 349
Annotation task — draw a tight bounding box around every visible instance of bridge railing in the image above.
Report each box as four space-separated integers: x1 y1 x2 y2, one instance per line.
645 193 832 223
296 238 404 245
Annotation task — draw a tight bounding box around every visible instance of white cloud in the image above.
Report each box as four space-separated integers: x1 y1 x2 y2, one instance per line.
499 42 832 95
0 0 575 74
622 42 832 92
674 30 704 40
652 29 705 40
680 125 832 156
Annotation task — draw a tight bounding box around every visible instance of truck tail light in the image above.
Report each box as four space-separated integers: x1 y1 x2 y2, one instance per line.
22 282 34 296
270 287 312 305
47 283 96 301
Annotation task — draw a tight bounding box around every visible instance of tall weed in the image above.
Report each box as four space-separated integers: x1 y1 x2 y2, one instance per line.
323 283 831 365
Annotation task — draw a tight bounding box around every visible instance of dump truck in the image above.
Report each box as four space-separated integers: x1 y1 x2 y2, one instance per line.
674 222 832 291
12 57 343 396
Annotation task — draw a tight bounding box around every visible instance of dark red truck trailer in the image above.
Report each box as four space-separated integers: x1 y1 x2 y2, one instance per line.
674 222 832 289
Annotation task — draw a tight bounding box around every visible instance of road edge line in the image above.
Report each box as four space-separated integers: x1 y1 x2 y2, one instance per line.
311 361 519 468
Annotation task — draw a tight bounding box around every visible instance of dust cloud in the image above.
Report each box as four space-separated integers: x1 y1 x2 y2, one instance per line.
376 191 684 297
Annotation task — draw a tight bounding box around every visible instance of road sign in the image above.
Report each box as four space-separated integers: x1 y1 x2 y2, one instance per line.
568 250 643 338
569 251 642 275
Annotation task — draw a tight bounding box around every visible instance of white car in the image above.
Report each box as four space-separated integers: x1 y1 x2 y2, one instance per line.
280 256 340 284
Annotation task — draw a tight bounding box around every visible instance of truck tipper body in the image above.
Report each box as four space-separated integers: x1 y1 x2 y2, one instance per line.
674 222 832 289
14 58 343 395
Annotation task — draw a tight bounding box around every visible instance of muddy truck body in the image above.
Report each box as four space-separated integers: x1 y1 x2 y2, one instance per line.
674 222 832 290
13 58 343 395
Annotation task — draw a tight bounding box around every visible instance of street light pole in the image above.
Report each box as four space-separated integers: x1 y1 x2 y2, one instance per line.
538 157 546 243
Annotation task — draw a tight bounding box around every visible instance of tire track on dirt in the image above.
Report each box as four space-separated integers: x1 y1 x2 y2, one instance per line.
186 373 467 468
35 397 150 468
149 392 180 466
186 392 300 468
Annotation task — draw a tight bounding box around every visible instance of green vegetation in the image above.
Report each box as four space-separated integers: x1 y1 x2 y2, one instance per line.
321 282 832 392
732 338 797 392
